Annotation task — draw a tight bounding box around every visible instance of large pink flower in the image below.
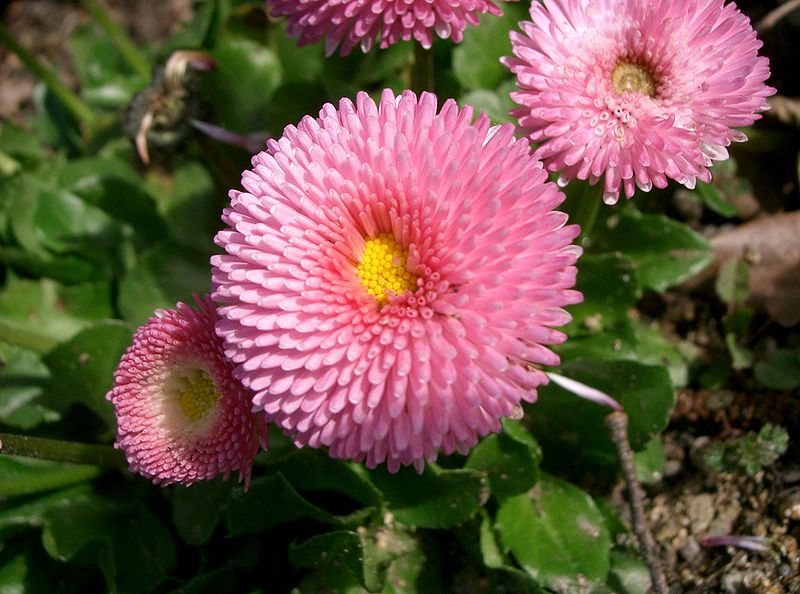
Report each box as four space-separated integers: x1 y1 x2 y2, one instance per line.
502 0 775 204
267 0 511 56
108 295 267 487
212 89 582 472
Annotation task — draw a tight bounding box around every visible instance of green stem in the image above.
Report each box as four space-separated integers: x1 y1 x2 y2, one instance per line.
574 182 604 247
0 23 97 126
0 433 126 468
78 0 151 79
411 42 434 95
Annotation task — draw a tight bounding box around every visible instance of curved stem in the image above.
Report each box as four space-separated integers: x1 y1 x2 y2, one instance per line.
575 182 604 247
78 0 151 79
0 433 126 468
605 412 670 594
411 42 434 95
0 23 97 126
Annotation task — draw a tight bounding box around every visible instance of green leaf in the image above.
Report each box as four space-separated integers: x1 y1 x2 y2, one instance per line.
0 122 45 162
461 81 518 125
41 494 176 594
42 321 132 430
269 448 383 509
0 342 57 430
466 419 542 501
591 210 712 292
290 531 366 587
695 180 737 218
208 36 282 133
0 485 91 538
69 25 146 109
226 472 371 536
0 279 113 353
634 437 665 484
606 551 651 594
716 256 749 306
370 465 487 529
0 458 100 498
452 4 528 91
495 475 612 587
118 243 211 327
146 162 221 254
565 253 640 335
754 348 800 390
171 478 233 545
532 360 674 478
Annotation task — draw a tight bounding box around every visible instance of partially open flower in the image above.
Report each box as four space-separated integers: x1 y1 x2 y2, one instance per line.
108 295 267 488
503 0 776 204
267 0 512 56
212 89 582 472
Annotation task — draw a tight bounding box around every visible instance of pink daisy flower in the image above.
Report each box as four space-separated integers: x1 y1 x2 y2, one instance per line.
502 0 776 204
267 0 511 56
108 295 267 488
212 89 582 472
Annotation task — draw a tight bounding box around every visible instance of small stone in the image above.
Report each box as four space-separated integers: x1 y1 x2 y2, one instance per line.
687 493 715 533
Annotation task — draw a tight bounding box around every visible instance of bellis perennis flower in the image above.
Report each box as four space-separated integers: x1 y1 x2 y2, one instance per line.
212 89 582 472
108 295 267 488
267 0 512 56
503 0 775 204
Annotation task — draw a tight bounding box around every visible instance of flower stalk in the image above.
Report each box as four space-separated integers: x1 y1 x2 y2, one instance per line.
411 42 434 95
605 411 670 594
0 433 125 468
77 0 151 79
0 22 97 127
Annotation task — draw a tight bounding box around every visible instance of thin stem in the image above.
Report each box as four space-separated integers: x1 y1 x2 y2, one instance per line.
78 0 151 79
0 23 97 126
605 411 670 594
575 182 603 247
0 433 126 468
757 0 800 32
411 42 434 95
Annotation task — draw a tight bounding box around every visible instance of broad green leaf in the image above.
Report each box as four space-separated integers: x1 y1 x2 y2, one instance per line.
716 256 749 307
118 243 211 327
41 494 176 594
171 478 233 545
62 156 167 244
271 22 324 84
695 180 737 218
532 360 674 478
69 26 146 109
0 122 45 162
370 465 487 529
466 419 542 501
591 210 712 291
452 4 528 91
0 458 100 499
269 448 383 509
565 253 640 335
208 36 282 133
42 321 132 430
290 531 366 588
754 348 800 390
226 472 372 536
607 551 652 594
634 437 665 484
0 279 113 353
146 162 221 254
461 81 517 125
0 485 91 537
495 476 612 587
0 342 57 430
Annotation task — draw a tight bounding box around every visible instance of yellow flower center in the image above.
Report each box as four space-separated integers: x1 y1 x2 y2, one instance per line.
611 61 656 97
356 233 417 304
177 368 219 421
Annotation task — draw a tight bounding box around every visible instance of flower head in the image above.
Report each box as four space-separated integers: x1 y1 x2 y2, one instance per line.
212 89 582 472
502 0 776 204
108 295 267 487
267 0 510 56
